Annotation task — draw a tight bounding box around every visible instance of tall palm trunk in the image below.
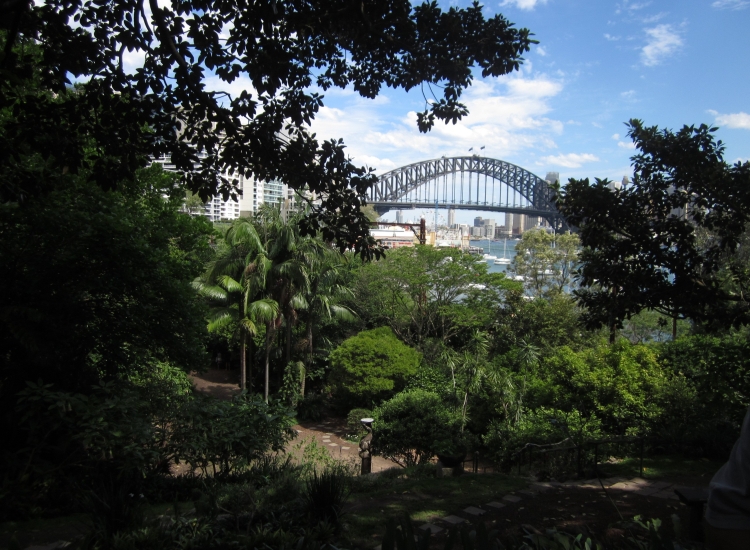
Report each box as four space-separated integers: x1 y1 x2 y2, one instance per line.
239 330 246 391
302 318 313 398
248 336 254 392
264 323 275 402
285 311 293 365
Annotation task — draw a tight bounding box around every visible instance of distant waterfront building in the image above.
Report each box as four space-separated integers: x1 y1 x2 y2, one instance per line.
473 216 484 227
370 225 415 248
395 210 404 223
448 208 456 227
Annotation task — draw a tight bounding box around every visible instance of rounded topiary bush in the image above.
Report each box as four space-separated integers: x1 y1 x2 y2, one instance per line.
372 389 463 467
329 327 421 409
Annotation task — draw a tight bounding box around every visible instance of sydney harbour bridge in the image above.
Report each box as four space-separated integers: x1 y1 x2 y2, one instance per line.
368 156 569 231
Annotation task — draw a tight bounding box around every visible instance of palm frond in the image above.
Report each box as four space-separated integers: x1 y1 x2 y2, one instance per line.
246 298 280 323
218 275 243 294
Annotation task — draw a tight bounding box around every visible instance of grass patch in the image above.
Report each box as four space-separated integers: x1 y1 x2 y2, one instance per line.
340 469 528 548
596 454 724 480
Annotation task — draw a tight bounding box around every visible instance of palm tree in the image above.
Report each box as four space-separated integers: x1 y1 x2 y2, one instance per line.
253 206 333 400
195 218 278 392
299 252 356 397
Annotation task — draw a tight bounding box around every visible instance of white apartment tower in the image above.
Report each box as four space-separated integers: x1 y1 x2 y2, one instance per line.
152 155 287 222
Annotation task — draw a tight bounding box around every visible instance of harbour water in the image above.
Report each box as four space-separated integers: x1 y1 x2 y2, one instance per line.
469 239 519 275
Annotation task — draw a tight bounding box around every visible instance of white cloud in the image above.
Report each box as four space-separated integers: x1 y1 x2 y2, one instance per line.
204 75 257 103
712 0 749 9
616 1 651 14
642 12 667 24
641 24 684 67
612 133 621 140
538 153 599 168
500 0 548 10
620 90 636 99
307 74 565 173
604 33 621 41
709 110 750 130
618 141 636 149
536 46 548 57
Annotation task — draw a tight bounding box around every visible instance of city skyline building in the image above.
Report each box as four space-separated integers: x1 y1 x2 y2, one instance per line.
152 155 288 222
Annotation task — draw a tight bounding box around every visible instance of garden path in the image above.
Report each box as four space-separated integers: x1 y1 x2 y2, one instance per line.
373 476 709 548
189 370 394 471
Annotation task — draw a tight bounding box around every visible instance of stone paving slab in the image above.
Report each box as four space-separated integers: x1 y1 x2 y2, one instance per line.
486 501 506 509
634 487 663 496
530 482 553 492
463 506 486 516
629 477 651 485
502 495 522 503
419 523 444 534
602 476 628 486
341 446 350 450
442 515 466 524
650 481 672 490
328 443 338 447
519 490 537 497
610 482 639 491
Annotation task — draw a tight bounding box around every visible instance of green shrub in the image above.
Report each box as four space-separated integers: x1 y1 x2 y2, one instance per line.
526 340 669 436
484 407 603 468
372 390 464 467
329 327 421 409
658 333 750 456
171 393 295 478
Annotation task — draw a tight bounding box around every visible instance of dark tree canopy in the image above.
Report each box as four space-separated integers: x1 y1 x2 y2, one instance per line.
0 165 213 397
1 0 535 257
556 119 750 333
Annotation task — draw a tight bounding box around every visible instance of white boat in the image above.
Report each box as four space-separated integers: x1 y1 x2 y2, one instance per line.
493 239 511 264
482 237 497 261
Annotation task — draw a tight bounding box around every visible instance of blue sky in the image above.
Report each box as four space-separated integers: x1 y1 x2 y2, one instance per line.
305 0 750 226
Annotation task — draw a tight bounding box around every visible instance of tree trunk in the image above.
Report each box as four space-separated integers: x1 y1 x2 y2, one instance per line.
303 319 313 398
264 324 274 402
285 310 292 365
248 335 254 393
672 315 677 341
239 330 246 391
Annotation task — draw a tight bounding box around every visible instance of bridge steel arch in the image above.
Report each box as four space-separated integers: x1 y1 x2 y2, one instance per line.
368 156 569 231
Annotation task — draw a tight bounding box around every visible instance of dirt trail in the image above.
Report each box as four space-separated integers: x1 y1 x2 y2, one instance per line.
189 370 395 471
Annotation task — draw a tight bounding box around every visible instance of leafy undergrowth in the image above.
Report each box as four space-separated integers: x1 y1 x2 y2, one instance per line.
0 503 194 549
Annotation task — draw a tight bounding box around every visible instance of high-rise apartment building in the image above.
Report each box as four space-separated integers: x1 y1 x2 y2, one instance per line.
152 155 288 222
447 208 455 227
